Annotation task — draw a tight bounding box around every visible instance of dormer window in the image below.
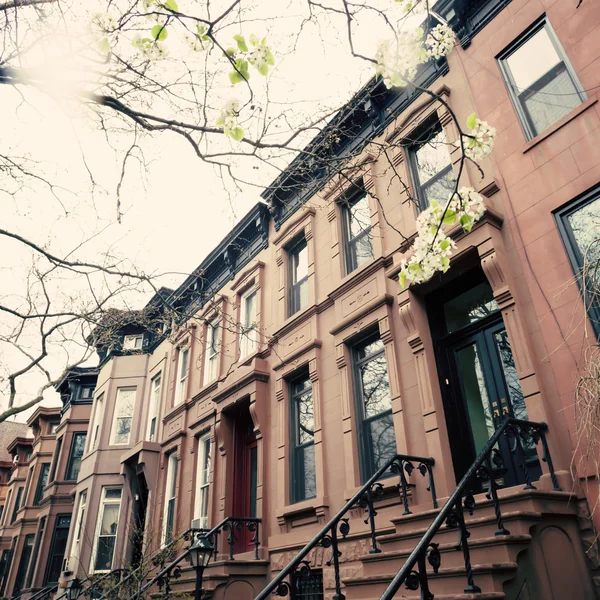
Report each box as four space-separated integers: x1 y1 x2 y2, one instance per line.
79 386 95 400
123 334 144 350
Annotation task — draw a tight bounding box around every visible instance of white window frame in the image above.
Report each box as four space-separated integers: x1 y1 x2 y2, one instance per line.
89 394 105 452
123 334 144 350
147 374 162 441
193 434 212 529
69 490 87 571
110 387 136 446
239 287 258 359
162 453 178 545
174 347 190 405
90 487 122 573
203 318 220 384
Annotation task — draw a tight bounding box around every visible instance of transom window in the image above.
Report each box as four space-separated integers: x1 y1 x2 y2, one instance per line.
353 335 396 482
288 237 309 317
498 18 585 140
204 319 220 383
240 287 258 358
92 487 122 572
147 374 162 441
408 119 455 211
342 184 374 274
123 334 144 350
555 188 600 338
175 347 190 404
194 434 211 529
111 388 135 445
290 373 316 504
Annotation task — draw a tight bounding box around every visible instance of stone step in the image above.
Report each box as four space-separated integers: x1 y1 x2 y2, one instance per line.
342 562 517 600
361 534 531 576
340 594 506 600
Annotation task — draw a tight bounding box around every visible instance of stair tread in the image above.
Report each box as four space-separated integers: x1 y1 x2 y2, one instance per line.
356 594 505 600
344 561 518 585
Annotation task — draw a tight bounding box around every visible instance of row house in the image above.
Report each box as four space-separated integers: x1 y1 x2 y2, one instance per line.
3 0 600 598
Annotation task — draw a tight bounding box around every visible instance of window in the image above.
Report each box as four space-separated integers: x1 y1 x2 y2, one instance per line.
555 189 600 338
89 394 105 452
65 433 87 480
498 18 585 140
291 568 323 600
289 374 316 504
193 434 211 529
0 506 4 522
204 320 220 384
49 422 59 434
175 347 190 404
240 288 258 358
342 185 374 274
123 334 144 350
26 518 45 589
33 463 50 506
3 491 12 526
91 488 122 572
69 492 87 571
23 468 34 508
44 515 71 584
79 385 95 400
111 388 135 445
162 454 178 544
11 487 23 524
147 374 162 442
353 336 396 482
288 238 309 317
12 534 34 596
408 118 455 211
49 437 63 482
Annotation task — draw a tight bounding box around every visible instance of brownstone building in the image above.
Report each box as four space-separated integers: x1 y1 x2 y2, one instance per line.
1 0 600 598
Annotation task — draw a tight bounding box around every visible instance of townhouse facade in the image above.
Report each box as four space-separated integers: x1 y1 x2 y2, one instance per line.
1 0 600 598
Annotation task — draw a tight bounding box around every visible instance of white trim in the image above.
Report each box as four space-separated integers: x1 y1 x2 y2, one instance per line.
240 287 258 359
147 374 162 441
123 334 144 350
68 490 87 571
203 318 220 384
88 394 105 453
193 434 212 528
174 348 190 406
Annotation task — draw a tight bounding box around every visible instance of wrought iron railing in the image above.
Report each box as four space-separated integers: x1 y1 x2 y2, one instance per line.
380 417 560 599
25 584 58 600
254 453 436 600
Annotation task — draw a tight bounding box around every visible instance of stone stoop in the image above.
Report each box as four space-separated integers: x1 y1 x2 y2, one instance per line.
340 488 595 600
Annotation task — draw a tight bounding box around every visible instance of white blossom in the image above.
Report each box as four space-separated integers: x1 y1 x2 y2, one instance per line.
132 34 168 59
399 188 487 287
394 0 426 14
216 99 244 142
247 36 275 76
91 12 119 34
185 25 212 52
464 118 496 161
425 24 455 60
375 30 427 89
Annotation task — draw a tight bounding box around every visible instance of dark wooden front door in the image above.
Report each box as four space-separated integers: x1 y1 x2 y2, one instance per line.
231 406 258 554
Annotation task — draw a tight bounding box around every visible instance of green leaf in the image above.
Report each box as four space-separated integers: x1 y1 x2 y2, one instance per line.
442 209 456 225
399 271 407 288
229 70 244 84
415 27 424 38
266 50 275 66
99 37 111 54
225 47 236 56
216 115 225 127
249 33 259 46
257 63 269 76
151 24 168 41
230 126 244 142
439 239 451 251
459 214 472 228
466 112 477 129
164 0 178 10
233 34 248 52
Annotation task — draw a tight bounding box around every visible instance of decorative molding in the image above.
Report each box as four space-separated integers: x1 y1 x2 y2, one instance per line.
231 260 265 292
330 293 394 336
273 207 316 246
480 181 500 198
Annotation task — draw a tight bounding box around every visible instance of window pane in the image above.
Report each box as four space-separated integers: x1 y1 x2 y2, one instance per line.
105 488 121 499
415 128 452 185
116 389 135 417
357 338 384 360
360 354 392 418
350 233 374 269
95 537 115 571
295 386 314 445
367 414 397 472
348 195 371 239
114 418 131 444
444 282 499 334
296 244 308 282
244 291 256 328
100 505 119 536
523 67 581 136
180 349 189 378
506 27 561 90
422 167 456 206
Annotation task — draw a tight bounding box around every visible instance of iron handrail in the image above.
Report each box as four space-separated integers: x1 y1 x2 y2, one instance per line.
380 416 560 599
254 452 436 600
26 585 58 600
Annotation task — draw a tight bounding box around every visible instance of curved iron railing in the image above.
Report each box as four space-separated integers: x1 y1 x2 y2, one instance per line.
254 453 436 600
24 584 58 600
380 417 560 599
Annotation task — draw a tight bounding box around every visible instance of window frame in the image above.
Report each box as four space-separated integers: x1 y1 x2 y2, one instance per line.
239 286 259 359
44 514 71 584
3 490 12 526
341 183 374 275
65 432 87 481
193 434 212 529
289 372 316 505
287 236 309 317
90 487 122 573
49 436 63 483
175 346 190 404
497 17 586 141
88 393 104 452
555 187 600 339
110 387 136 446
123 333 144 350
352 333 395 484
33 463 50 506
69 490 87 571
162 453 178 545
10 487 24 524
147 373 162 441
203 319 220 384
407 117 455 212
